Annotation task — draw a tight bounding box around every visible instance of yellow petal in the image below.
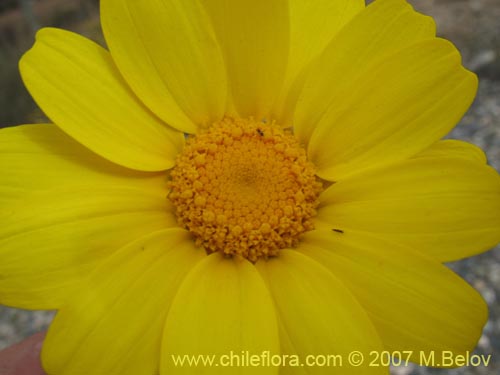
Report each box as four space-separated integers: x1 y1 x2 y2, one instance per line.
271 0 364 125
414 139 487 163
162 253 279 375
307 37 477 181
0 124 167 206
317 157 500 261
202 0 289 119
294 0 436 146
42 229 204 375
0 187 175 309
256 251 387 375
20 28 184 171
101 0 227 133
301 230 487 365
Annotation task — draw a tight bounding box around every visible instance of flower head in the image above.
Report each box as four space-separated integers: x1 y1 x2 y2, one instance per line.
169 117 323 261
1 0 500 374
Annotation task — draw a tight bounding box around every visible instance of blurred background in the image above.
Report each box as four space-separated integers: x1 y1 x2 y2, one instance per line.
0 0 100 128
0 0 499 374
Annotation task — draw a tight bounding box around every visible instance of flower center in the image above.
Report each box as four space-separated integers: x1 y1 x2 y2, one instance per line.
168 117 322 262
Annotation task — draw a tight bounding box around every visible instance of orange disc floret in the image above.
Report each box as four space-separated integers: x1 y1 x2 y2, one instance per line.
168 117 322 262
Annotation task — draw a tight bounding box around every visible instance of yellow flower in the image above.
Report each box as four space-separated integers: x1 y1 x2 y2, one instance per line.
1 0 499 373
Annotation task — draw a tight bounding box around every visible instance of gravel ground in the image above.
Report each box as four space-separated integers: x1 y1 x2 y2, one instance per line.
1 1 500 374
